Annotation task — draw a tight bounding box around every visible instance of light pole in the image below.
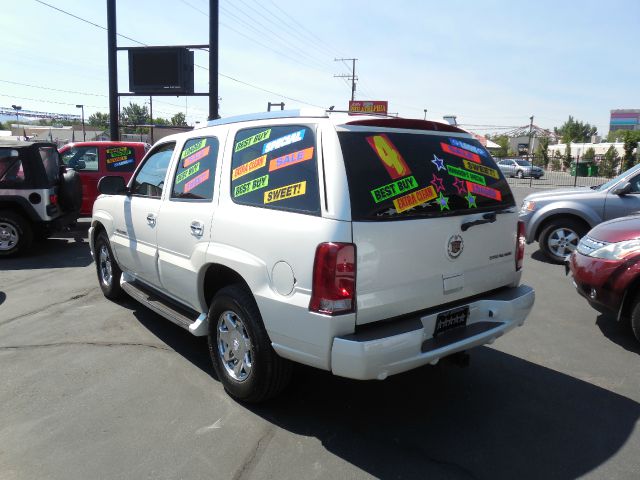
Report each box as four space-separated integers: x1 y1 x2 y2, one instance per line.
11 105 22 136
423 109 428 120
76 104 86 141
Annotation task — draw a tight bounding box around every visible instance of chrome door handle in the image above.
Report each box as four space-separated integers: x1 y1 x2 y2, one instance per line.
146 213 156 226
190 220 204 236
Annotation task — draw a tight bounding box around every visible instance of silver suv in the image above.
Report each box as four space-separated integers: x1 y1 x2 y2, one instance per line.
90 110 534 402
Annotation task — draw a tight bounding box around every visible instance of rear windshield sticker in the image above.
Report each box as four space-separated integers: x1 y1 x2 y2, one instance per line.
465 192 477 208
181 139 207 159
430 173 445 193
184 169 210 193
437 192 450 211
453 177 467 195
268 147 314 172
106 155 130 164
262 129 305 154
109 158 134 168
393 185 437 213
446 165 486 186
264 180 306 204
366 134 411 179
466 181 502 201
176 162 200 183
370 175 418 203
183 145 211 168
441 142 481 164
232 154 267 180
449 138 488 157
234 174 269 197
431 154 446 172
235 129 271 153
106 147 130 158
462 159 499 179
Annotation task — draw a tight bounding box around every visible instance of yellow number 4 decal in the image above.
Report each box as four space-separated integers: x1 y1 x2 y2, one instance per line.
366 134 411 180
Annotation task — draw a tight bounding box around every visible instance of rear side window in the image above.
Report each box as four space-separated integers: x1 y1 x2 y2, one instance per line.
230 125 320 215
61 146 99 172
338 130 515 221
171 137 219 200
0 148 23 184
105 145 136 172
39 147 60 185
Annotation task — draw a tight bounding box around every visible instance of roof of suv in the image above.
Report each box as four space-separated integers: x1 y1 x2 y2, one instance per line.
0 140 57 148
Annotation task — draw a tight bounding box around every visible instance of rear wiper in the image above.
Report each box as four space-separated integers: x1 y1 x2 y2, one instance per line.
461 208 514 232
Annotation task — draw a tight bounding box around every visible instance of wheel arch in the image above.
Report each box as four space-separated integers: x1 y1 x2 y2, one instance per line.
200 262 254 311
534 212 593 242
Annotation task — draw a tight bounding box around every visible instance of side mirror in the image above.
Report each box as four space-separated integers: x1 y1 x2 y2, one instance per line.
612 181 632 196
98 175 127 195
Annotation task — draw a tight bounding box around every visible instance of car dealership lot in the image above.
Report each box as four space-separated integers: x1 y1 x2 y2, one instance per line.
1 187 639 480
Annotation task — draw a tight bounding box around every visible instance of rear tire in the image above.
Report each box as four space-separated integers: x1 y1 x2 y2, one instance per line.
94 230 123 300
516 170 524 179
539 218 587 264
0 210 33 257
631 296 640 343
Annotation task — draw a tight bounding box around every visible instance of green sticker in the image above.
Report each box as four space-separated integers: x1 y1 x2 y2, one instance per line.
176 162 200 183
234 174 269 197
370 176 418 203
235 129 271 153
446 165 486 186
181 139 207 159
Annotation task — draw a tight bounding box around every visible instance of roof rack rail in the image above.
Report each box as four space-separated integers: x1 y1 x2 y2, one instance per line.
204 108 328 128
326 110 401 118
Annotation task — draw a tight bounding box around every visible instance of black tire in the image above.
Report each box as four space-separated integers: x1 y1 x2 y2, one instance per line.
631 295 640 343
58 168 83 213
208 284 292 403
0 210 33 257
516 170 524 179
94 230 123 300
539 218 587 264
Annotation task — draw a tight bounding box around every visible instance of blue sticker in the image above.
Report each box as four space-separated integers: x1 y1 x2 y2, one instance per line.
111 158 134 168
431 154 446 172
262 129 306 154
449 138 488 157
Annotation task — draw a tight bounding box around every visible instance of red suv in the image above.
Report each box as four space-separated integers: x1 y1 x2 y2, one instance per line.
568 215 640 343
59 141 148 215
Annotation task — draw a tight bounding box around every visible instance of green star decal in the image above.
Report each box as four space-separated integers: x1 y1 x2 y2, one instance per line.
437 192 450 211
465 192 477 208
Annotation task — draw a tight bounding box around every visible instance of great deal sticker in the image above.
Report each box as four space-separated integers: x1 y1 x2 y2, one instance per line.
232 155 267 180
370 176 418 203
462 160 499 179
262 129 305 154
392 186 437 213
235 129 271 153
269 147 314 172
234 174 269 197
366 134 411 180
264 181 306 204
441 142 481 163
446 165 486 186
466 181 502 201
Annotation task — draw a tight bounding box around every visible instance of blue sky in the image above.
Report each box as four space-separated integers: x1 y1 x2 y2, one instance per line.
1 0 638 135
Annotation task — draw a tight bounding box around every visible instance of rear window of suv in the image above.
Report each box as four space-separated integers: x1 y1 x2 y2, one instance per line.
337 129 515 221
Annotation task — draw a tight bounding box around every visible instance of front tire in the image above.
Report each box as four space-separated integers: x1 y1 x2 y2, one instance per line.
208 285 291 403
94 231 123 300
539 218 586 264
630 295 640 343
0 210 33 257
516 170 524 179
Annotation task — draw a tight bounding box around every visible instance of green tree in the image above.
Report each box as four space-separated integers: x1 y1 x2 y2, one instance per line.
600 145 620 178
120 102 149 127
563 143 572 170
583 147 596 161
536 137 550 168
554 116 598 143
153 117 170 126
621 131 640 171
170 112 188 127
551 150 562 171
486 134 508 157
88 112 110 128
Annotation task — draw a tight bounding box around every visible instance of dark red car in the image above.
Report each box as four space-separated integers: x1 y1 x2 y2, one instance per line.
568 215 640 343
59 141 148 215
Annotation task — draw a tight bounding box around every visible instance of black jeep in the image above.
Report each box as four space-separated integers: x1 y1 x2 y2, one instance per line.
0 141 82 256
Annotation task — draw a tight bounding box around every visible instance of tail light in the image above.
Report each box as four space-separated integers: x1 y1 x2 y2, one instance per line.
516 221 526 271
49 194 58 205
309 242 356 315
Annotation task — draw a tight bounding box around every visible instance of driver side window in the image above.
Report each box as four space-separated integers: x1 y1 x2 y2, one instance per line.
628 174 640 193
131 143 175 198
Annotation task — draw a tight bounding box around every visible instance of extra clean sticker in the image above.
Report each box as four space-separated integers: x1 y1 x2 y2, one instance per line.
264 181 306 204
176 162 200 183
235 129 271 152
181 139 207 159
393 186 437 213
234 174 269 197
184 169 210 193
370 176 418 203
466 181 502 201
262 129 305 154
462 160 499 179
366 134 411 180
446 165 486 186
183 146 211 168
441 142 481 163
268 147 314 171
449 138 488 157
232 155 267 180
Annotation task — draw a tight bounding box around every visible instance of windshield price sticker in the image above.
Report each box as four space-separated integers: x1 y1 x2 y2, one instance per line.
449 138 488 157
110 158 134 168
176 162 201 183
106 155 129 164
184 169 210 193
234 174 269 197
232 154 267 180
262 129 306 154
446 165 486 186
183 146 211 168
264 181 306 204
235 129 271 153
393 185 437 213
466 181 502 201
106 147 130 158
370 176 418 203
462 160 499 179
268 147 314 172
181 139 207 159
441 142 481 163
366 134 411 180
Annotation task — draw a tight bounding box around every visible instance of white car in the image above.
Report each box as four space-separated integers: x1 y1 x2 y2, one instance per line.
90 109 534 402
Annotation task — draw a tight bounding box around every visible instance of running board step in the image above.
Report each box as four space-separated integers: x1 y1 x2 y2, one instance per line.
121 280 208 336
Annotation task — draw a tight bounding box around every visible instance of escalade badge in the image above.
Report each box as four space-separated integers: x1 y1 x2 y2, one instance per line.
447 234 464 260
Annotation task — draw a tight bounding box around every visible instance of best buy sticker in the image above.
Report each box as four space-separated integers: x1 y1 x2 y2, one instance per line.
370 176 418 203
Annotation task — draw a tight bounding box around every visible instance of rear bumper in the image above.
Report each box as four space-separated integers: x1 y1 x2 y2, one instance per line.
331 285 534 380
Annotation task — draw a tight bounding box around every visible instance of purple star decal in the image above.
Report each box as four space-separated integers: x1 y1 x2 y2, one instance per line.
431 154 446 172
430 173 445 192
453 177 467 195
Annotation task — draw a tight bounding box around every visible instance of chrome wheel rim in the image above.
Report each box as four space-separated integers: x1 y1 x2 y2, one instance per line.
0 221 18 251
548 228 579 258
217 310 253 382
98 244 113 287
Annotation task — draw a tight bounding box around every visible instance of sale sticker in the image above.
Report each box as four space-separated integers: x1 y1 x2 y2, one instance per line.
232 154 267 180
181 139 207 159
441 142 481 163
264 181 306 204
184 169 210 193
235 129 271 152
449 138 488 157
366 134 411 180
234 174 269 197
446 165 486 186
392 186 437 213
370 175 418 203
183 145 211 168
463 160 499 179
262 129 305 154
268 147 314 172
176 162 200 183
466 181 502 201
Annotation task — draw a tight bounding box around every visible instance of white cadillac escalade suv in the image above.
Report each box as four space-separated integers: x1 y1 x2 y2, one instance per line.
90 109 534 402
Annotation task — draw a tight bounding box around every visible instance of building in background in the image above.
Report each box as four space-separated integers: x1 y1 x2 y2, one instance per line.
610 109 640 132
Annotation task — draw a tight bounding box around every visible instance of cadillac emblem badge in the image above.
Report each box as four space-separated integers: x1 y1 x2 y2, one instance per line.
447 234 464 260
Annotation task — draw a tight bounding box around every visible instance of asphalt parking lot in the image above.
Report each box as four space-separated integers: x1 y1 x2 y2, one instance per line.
1 187 639 480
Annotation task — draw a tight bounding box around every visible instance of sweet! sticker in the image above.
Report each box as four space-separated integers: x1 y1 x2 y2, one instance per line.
232 155 267 180
462 160 499 179
235 129 271 153
176 162 200 183
183 146 211 168
184 169 210 193
393 186 437 213
441 142 481 163
269 147 314 172
264 181 306 204
181 139 207 159
370 176 418 203
466 181 502 201
366 134 411 180
234 174 269 197
262 129 305 154
449 138 488 157
446 165 486 186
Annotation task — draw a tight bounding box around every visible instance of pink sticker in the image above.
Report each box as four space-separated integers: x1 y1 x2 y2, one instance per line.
466 181 502 201
184 169 210 193
183 145 210 168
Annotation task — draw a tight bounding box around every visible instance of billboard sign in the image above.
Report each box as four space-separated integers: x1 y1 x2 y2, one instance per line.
348 100 388 115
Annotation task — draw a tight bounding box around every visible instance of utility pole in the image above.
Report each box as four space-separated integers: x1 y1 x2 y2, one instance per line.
334 58 358 102
209 0 219 120
528 115 535 187
107 0 119 140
